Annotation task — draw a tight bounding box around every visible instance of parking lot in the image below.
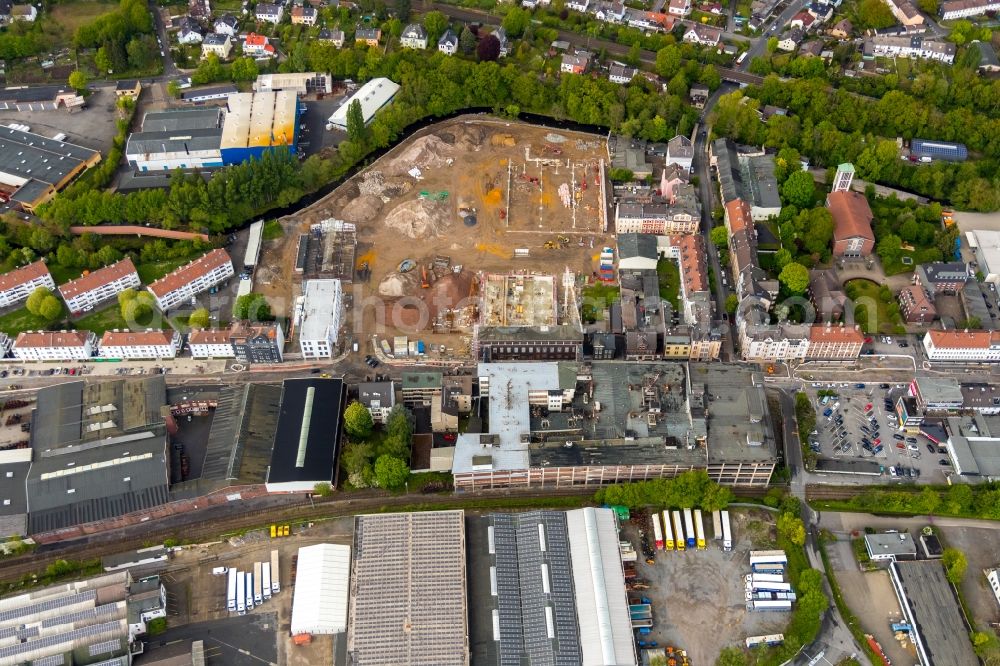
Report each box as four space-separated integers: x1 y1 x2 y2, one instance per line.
805 382 952 482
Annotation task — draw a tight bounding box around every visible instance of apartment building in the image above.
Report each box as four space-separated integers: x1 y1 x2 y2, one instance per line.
914 262 970 294
230 320 284 363
0 260 55 308
201 33 233 60
147 249 234 310
188 328 236 358
298 279 342 359
740 324 809 362
12 330 96 361
806 324 864 359
614 192 699 234
940 0 1000 18
358 381 396 424
869 35 955 63
898 285 937 324
882 0 924 25
99 329 182 359
401 371 443 406
923 330 1000 362
58 258 140 314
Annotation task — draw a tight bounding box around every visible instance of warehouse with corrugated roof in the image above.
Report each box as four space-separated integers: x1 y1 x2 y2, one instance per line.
220 91 299 164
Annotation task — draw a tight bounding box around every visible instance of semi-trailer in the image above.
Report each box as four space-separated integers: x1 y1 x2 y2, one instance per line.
746 634 784 648
662 510 675 550
745 573 785 584
262 562 272 600
227 568 238 612
694 509 706 550
746 581 793 593
236 571 246 615
752 562 786 575
672 511 686 551
712 510 722 541
652 513 664 550
253 562 263 605
721 510 733 552
682 508 696 548
748 600 792 612
270 549 280 593
749 550 788 566
245 572 255 611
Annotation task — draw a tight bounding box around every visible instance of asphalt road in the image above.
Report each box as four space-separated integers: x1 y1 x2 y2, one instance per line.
736 0 811 70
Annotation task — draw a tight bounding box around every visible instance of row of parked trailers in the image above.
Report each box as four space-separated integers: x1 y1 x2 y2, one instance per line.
651 509 732 552
745 551 792 612
226 550 281 615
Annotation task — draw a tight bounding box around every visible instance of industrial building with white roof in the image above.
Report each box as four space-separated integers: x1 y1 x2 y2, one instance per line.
297 279 343 358
290 543 351 636
326 78 400 131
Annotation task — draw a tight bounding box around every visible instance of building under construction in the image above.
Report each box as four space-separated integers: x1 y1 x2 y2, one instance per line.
299 218 358 282
474 270 583 361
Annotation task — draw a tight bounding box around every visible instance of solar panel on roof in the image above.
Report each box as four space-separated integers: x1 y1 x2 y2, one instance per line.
87 638 121 657
32 654 65 666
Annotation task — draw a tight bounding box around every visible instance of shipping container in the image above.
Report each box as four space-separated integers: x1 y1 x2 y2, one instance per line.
683 508 696 548
672 511 686 551
262 562 272 600
237 571 246 615
270 549 280 593
752 562 786 574
721 510 733 552
712 510 722 541
652 513 664 550
746 634 784 648
694 510 706 550
253 562 263 604
662 510 674 550
227 568 238 612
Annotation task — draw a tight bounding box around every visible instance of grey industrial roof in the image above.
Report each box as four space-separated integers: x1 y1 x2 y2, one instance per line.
489 511 581 666
713 138 740 203
617 233 658 260
891 561 978 666
478 325 583 343
693 363 776 462
0 125 98 186
180 85 238 101
915 376 964 405
125 127 222 157
0 461 29 536
0 85 72 103
267 378 344 484
10 179 52 204
742 154 781 210
865 532 917 557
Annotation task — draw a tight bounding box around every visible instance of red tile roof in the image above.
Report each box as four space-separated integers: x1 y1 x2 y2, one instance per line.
808 325 864 344
14 330 90 348
100 330 176 347
58 258 138 299
827 191 874 242
927 329 991 349
725 199 752 233
0 260 50 293
189 328 232 345
148 249 231 298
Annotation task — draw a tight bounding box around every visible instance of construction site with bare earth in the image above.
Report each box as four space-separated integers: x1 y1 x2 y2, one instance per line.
258 116 614 358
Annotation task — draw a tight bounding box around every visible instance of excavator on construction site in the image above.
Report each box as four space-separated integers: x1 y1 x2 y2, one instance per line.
421 265 430 288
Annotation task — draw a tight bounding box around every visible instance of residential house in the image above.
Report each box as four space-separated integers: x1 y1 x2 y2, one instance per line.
789 11 814 29
595 1 626 21
684 24 722 47
147 249 234 311
9 4 35 21
58 258 140 314
608 62 637 84
828 18 853 38
923 330 1000 362
807 2 833 20
799 40 823 57
608 134 653 179
291 5 317 24
438 29 458 54
99 329 182 360
114 80 141 100
255 2 283 23
827 190 874 258
13 330 96 361
689 84 709 109
883 0 924 25
202 33 233 59
915 262 971 294
319 28 345 47
400 23 427 49
566 0 590 11
665 134 694 173
869 34 956 64
188 0 211 20
401 371 442 406
0 260 55 308
243 32 276 57
214 13 239 36
188 329 236 358
493 26 510 57
898 285 937 324
358 381 395 424
0 0 11 24
356 26 381 47
177 18 204 45
777 28 803 51
668 0 692 16
561 51 591 74
940 0 1000 19
805 324 864 359
614 184 699 235
230 320 284 363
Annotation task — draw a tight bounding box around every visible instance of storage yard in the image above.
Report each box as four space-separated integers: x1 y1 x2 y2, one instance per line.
258 117 614 355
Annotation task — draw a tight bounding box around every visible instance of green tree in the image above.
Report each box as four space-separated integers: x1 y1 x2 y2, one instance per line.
942 547 968 584
654 45 681 78
230 56 259 83
477 33 501 61
801 208 835 256
346 99 367 144
312 482 333 496
166 80 181 98
781 170 816 208
698 64 721 91
774 247 793 270
374 454 409 489
118 288 138 308
725 293 739 315
25 287 52 316
710 225 728 248
188 307 211 329
779 262 810 295
38 295 63 322
344 401 374 439
715 646 749 666
855 0 895 28
233 293 272 320
123 298 152 325
68 70 88 92
766 36 778 53
877 234 903 266
777 512 806 546
459 26 476 55
422 11 448 44
95 46 113 74
502 7 530 38
700 481 734 511
341 442 374 475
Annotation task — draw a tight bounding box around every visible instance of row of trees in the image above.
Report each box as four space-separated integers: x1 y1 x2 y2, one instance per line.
828 483 1000 520
593 470 734 510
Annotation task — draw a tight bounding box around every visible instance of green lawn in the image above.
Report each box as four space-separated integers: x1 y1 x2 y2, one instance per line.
74 305 172 335
262 220 284 241
844 279 903 334
48 264 84 286
136 258 190 284
656 259 681 312
882 247 942 276
48 0 117 35
0 308 54 337
580 283 619 323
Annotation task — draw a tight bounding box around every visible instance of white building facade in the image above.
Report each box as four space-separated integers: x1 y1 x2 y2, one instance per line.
0 261 55 308
148 249 234 311
188 328 236 358
298 279 343 359
99 330 182 360
12 330 96 361
59 258 141 314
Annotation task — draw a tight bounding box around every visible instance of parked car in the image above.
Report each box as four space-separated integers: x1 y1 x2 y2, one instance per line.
926 444 935 453
907 444 918 451
893 434 904 441
939 459 951 466
906 437 917 443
